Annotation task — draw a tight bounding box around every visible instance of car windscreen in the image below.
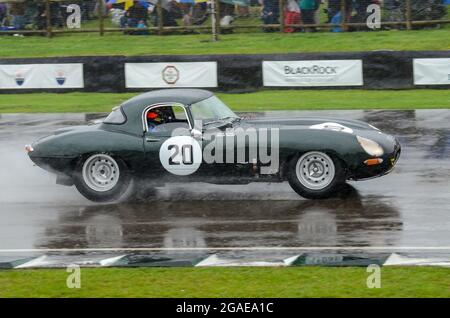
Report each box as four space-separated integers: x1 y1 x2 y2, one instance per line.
104 106 126 124
190 96 238 123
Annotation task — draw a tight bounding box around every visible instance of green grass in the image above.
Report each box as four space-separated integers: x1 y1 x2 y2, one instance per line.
0 267 449 298
1 28 449 58
0 90 449 113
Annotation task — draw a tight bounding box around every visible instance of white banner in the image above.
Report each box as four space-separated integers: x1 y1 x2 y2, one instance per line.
125 62 218 88
413 58 450 85
0 64 84 89
263 60 363 87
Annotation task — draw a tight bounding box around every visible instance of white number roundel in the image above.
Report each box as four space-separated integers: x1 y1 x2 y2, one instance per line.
159 136 202 175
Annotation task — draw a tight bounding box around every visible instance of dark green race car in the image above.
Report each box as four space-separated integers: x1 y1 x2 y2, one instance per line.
27 89 401 202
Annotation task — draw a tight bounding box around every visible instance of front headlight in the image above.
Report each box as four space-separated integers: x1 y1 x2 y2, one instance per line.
356 136 384 157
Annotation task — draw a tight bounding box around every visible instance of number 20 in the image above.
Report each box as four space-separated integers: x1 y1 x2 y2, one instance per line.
168 144 193 165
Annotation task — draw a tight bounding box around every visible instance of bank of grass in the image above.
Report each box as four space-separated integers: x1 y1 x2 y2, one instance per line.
1 28 449 58
0 267 449 298
0 90 449 113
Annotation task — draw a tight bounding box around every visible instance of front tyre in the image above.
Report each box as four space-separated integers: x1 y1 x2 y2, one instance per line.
287 151 345 199
74 153 133 202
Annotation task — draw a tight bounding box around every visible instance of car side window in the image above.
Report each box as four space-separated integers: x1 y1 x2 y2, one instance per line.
146 105 189 134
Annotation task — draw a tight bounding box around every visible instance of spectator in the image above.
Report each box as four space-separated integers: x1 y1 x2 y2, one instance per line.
299 0 319 32
192 1 208 25
10 1 26 30
121 0 148 28
34 1 63 30
178 0 194 27
177 0 208 29
327 0 340 22
220 2 235 32
284 0 300 33
327 0 352 23
384 0 403 29
150 0 178 27
261 0 279 32
0 3 6 26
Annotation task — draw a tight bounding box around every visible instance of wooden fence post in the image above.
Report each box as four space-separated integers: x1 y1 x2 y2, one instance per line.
279 0 285 33
157 0 163 35
98 0 105 36
340 0 347 31
211 0 219 41
406 0 412 30
215 0 221 37
45 0 52 38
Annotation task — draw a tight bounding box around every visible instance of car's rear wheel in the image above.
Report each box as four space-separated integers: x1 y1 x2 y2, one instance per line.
287 151 345 199
73 153 133 202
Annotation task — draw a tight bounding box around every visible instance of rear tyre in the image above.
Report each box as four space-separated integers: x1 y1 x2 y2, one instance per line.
73 153 133 203
287 151 345 199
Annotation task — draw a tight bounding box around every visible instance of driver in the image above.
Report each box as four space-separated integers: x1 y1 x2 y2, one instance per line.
147 107 172 132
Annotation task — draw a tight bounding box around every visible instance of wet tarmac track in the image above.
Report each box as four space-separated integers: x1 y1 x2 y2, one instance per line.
0 110 449 265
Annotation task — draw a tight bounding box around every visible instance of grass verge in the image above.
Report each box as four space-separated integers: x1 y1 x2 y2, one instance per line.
0 90 449 113
1 28 449 58
0 267 449 298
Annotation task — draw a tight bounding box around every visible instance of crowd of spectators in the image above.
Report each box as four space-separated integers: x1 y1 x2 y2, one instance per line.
0 0 448 34
260 0 448 32
0 0 101 31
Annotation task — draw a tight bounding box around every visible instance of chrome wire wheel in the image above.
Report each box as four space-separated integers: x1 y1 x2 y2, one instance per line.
295 152 335 190
82 154 120 192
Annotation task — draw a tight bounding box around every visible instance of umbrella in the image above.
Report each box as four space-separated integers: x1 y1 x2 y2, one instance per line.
106 0 149 10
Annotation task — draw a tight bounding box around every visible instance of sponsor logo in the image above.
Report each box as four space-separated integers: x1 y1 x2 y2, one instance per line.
55 70 66 86
284 65 338 76
162 65 180 84
15 71 25 86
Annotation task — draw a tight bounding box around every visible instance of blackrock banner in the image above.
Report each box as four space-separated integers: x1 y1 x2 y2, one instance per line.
413 58 450 85
0 64 84 89
125 62 218 88
263 60 364 87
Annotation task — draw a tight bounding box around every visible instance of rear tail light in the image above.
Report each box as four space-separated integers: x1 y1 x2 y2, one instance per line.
25 145 34 153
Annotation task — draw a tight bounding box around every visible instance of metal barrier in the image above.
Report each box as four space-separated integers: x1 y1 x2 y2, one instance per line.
0 0 448 39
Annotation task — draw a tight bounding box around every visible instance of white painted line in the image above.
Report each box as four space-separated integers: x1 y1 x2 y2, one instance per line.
0 246 450 253
100 255 127 267
14 255 48 268
283 255 301 266
195 255 287 267
384 253 450 267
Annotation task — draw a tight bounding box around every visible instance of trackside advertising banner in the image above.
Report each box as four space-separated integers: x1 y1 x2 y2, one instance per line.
263 60 363 87
0 64 84 89
413 58 450 85
125 62 218 88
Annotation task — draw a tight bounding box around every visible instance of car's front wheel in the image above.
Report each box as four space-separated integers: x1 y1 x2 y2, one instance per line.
287 151 345 199
73 153 133 202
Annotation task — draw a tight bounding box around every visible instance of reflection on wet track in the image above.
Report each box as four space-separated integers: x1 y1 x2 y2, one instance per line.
0 110 449 254
35 192 402 249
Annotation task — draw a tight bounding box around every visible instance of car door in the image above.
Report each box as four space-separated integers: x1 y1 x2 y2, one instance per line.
143 103 194 179
198 121 260 180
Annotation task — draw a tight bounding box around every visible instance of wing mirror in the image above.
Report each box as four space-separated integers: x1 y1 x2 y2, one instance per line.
191 128 202 139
